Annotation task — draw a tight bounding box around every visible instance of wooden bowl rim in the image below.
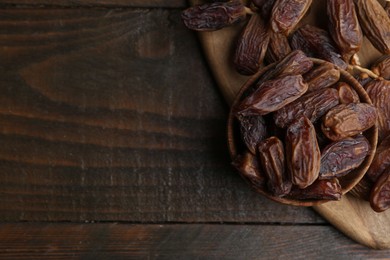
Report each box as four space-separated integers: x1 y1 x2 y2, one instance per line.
227 58 378 207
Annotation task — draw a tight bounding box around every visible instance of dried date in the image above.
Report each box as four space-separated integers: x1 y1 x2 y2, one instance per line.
265 31 292 63
274 88 340 128
365 79 390 142
370 167 390 212
258 136 292 196
327 0 362 61
237 115 267 154
252 0 276 21
234 14 270 75
355 0 390 54
232 152 265 188
371 55 390 80
286 116 321 189
337 82 360 104
181 1 247 31
321 103 377 141
270 0 312 36
289 178 342 200
236 75 308 116
366 135 390 182
290 24 348 70
319 135 370 179
303 63 340 93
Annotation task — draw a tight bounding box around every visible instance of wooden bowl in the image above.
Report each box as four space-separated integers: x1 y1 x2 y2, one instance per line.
227 58 378 206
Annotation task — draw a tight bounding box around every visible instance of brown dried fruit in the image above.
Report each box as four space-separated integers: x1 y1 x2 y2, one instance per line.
370 168 390 212
274 88 340 128
234 14 270 75
337 82 360 104
319 135 370 179
365 79 390 142
258 50 313 83
290 24 348 70
286 116 321 189
321 103 377 141
232 152 265 188
258 136 292 196
371 55 390 80
252 0 276 20
327 0 362 61
303 63 340 93
237 115 267 154
181 1 247 31
289 178 342 200
355 0 390 54
236 75 308 116
366 135 390 182
265 31 292 63
270 0 312 36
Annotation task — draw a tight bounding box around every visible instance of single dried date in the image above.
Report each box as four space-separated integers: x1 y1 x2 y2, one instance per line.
232 152 265 188
274 88 340 128
371 55 390 80
270 0 312 36
237 115 267 154
286 116 321 189
321 103 377 141
370 168 390 212
303 63 340 93
234 14 270 75
319 135 370 179
236 75 308 116
289 178 342 200
290 24 348 70
365 79 390 142
181 1 247 31
366 135 390 182
337 82 360 104
258 136 292 196
355 0 390 54
327 0 362 61
265 31 292 63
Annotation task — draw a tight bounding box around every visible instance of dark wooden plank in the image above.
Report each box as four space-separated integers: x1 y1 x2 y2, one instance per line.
0 8 322 223
0 223 389 259
0 0 187 8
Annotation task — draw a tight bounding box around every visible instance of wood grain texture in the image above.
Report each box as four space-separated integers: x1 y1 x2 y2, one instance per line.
1 223 390 259
0 8 322 223
0 0 186 8
190 0 390 249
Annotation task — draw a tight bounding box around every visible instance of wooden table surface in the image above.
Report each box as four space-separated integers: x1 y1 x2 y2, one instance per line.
1 1 390 258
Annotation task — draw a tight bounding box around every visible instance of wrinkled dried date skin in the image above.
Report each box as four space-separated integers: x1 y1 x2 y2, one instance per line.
181 1 247 31
234 14 270 75
232 152 265 188
319 135 370 179
237 115 267 154
303 63 340 93
265 31 292 63
355 72 373 87
286 116 321 189
366 135 390 182
271 0 312 36
321 103 377 141
252 0 276 20
289 178 342 200
327 0 362 61
236 75 308 116
370 169 390 212
290 25 348 70
365 79 390 142
371 55 390 80
258 136 292 196
355 0 390 54
257 50 313 84
337 82 360 104
274 88 340 128
386 2 390 18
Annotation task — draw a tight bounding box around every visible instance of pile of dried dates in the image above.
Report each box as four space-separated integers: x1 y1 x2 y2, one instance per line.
182 0 390 212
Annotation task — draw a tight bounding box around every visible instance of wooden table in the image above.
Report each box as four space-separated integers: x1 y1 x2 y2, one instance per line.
1 1 390 258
